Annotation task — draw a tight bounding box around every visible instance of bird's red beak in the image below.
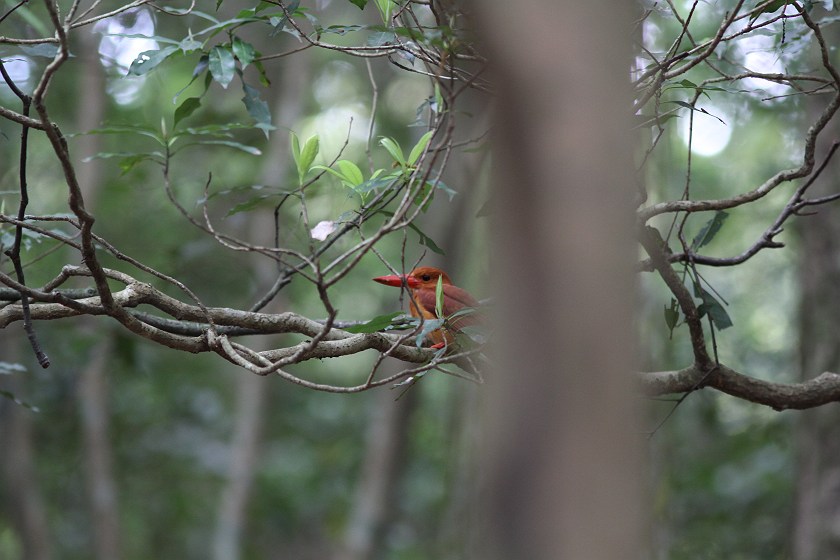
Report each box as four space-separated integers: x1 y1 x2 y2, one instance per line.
373 274 420 288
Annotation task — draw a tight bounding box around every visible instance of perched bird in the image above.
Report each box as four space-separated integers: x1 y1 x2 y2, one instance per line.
373 266 481 349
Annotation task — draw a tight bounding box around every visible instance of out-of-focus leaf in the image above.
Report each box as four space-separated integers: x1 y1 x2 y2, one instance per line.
435 275 444 318
118 153 160 175
193 139 261 155
298 135 320 183
690 211 729 251
367 31 395 46
374 0 393 21
178 36 202 53
225 194 274 217
19 44 60 58
427 179 456 200
241 83 273 136
290 131 301 168
337 160 363 186
457 325 488 345
208 45 235 88
128 46 178 76
0 389 39 412
415 318 444 347
344 311 403 333
0 362 26 375
314 160 364 190
750 0 789 22
174 97 201 127
193 55 210 78
379 137 406 166
320 24 368 35
664 298 680 339
232 37 256 68
408 130 434 166
694 283 733 330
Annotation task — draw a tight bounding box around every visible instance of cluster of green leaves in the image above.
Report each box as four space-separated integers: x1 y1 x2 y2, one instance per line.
289 129 452 249
660 211 732 338
85 122 262 176
117 1 462 138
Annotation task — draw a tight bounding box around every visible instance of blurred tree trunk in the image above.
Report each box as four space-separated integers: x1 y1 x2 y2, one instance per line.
212 371 266 560
73 27 121 560
473 1 643 558
792 101 840 558
78 338 120 560
335 380 416 560
0 331 52 560
212 47 309 560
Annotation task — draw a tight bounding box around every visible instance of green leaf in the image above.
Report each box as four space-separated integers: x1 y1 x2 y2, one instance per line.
174 97 201 127
457 325 487 345
193 139 261 155
435 274 444 319
418 230 445 255
664 298 680 339
348 0 368 8
408 130 434 166
208 46 235 88
415 318 444 347
118 153 160 175
193 54 210 78
690 211 729 251
290 131 302 169
354 174 399 194
669 100 695 110
426 179 456 201
241 84 273 136
320 24 368 35
0 389 39 412
367 31 396 46
379 137 406 166
232 37 256 68
750 0 789 22
336 160 363 186
434 83 444 113
694 284 733 330
128 46 179 76
297 135 320 183
344 311 403 333
225 194 275 217
374 0 394 21
178 36 202 53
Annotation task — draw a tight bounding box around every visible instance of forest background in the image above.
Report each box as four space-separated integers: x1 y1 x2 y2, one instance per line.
2 1 840 559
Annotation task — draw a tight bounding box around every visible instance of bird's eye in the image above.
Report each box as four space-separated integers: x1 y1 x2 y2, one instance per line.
421 274 431 281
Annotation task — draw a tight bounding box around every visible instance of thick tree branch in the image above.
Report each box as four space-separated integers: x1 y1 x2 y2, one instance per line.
641 364 840 411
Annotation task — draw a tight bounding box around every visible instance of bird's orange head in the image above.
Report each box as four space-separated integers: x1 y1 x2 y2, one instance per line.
372 266 451 290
